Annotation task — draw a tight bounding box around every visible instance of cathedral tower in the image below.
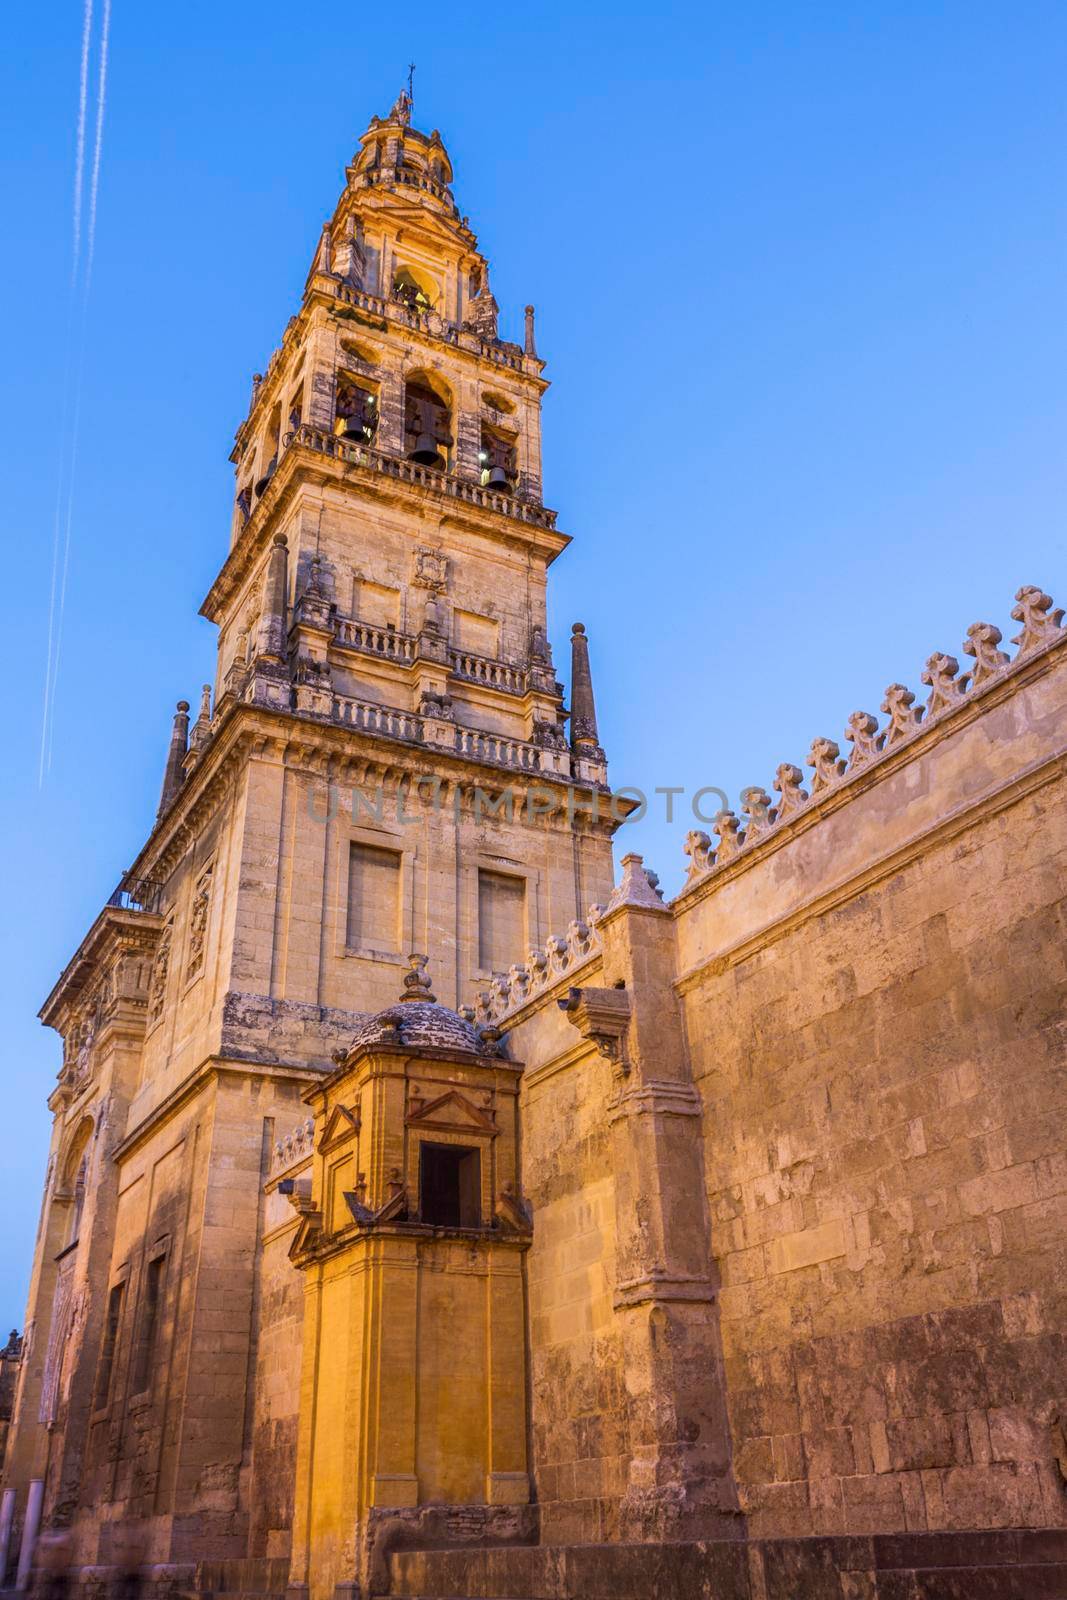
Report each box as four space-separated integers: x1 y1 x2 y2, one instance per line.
1 90 619 1585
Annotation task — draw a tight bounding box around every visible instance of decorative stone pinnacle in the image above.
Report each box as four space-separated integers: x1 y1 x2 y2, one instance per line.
606 853 669 914
524 305 538 358
157 700 191 819
399 953 436 1003
569 623 600 748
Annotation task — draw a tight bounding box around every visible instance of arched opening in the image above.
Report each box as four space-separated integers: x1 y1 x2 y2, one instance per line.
404 373 453 470
255 404 281 498
479 423 517 491
392 265 436 313
59 1118 93 1250
334 373 379 446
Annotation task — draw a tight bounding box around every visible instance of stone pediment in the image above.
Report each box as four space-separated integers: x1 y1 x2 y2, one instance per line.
405 1088 497 1136
287 1209 323 1263
317 1103 361 1154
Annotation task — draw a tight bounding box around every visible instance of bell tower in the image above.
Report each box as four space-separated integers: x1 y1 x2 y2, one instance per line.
196 86 619 1025
0 90 622 1590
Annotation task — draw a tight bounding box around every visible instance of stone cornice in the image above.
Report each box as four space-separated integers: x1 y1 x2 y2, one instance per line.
39 909 162 1030
129 697 619 891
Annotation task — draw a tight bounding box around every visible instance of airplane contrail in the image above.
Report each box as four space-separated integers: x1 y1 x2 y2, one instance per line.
40 0 96 784
71 0 93 281
84 0 111 291
46 0 113 774
39 0 110 784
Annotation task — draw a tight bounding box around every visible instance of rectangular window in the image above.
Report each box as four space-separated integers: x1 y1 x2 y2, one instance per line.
95 1281 126 1410
478 870 526 974
419 1143 481 1228
131 1252 166 1395
347 842 401 952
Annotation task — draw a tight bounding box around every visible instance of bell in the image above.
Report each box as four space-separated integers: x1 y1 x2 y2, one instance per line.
486 465 510 491
253 456 277 498
340 414 367 443
409 432 443 467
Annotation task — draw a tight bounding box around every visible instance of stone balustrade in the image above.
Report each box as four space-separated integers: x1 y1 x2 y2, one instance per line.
332 620 527 695
448 650 526 695
330 280 527 373
331 694 423 743
334 618 417 662
286 423 556 529
330 691 566 778
682 584 1065 888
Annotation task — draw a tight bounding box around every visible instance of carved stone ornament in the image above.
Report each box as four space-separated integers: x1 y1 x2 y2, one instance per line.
683 829 713 881
962 621 1010 689
149 921 173 1025
740 787 776 844
773 762 809 821
713 810 744 863
557 986 632 1079
185 864 214 982
1011 585 1064 656
880 683 923 747
412 546 448 594
844 711 882 772
920 653 967 718
807 737 846 795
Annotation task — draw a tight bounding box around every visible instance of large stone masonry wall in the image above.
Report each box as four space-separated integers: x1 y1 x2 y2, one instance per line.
506 980 631 1544
484 586 1067 1555
672 600 1067 1541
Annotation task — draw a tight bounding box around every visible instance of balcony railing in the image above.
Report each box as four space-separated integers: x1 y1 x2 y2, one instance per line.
330 281 527 373
285 424 557 530
449 650 526 695
330 693 560 776
107 875 163 914
332 695 423 742
335 619 417 662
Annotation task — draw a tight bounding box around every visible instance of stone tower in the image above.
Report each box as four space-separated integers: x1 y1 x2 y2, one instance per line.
0 90 619 1584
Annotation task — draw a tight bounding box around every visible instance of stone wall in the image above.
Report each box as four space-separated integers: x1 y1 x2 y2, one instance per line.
491 589 1067 1551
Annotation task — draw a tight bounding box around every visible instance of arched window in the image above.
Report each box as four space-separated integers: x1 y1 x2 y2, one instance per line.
392 266 435 313
335 375 379 445
404 374 453 469
254 404 281 498
479 424 517 491
59 1119 93 1250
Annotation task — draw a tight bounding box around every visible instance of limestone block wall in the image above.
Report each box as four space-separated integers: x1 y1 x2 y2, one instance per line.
483 590 1067 1552
673 611 1067 1539
503 965 633 1544
247 1143 309 1562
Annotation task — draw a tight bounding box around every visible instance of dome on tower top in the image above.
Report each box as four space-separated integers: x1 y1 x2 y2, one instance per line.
354 88 456 191
339 956 497 1062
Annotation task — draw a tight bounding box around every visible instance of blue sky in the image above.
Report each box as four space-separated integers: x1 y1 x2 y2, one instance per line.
1 2 1065 1323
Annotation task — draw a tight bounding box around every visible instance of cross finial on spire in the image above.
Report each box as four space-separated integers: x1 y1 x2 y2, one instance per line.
407 62 416 106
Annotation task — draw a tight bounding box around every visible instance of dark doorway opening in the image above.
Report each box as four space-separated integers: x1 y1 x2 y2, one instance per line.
419 1143 481 1228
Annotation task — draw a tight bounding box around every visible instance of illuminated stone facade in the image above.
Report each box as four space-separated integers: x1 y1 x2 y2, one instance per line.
3 90 1066 1600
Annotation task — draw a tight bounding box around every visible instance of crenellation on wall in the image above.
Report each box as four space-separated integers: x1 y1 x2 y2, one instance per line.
677 583 1066 911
